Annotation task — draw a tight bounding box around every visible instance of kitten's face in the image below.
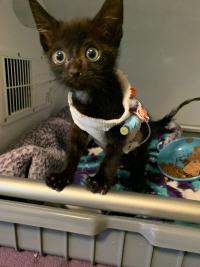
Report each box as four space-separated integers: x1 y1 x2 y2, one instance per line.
29 0 123 91
47 19 119 90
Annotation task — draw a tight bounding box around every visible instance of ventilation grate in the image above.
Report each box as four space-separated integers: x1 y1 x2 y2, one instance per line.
4 57 32 116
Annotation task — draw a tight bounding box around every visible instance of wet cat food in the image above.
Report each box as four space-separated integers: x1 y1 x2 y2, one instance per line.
160 146 200 178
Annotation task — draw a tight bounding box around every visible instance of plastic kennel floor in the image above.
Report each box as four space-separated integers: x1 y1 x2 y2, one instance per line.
0 177 200 267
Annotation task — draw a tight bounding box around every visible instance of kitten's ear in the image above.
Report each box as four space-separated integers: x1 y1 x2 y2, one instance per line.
92 0 123 47
29 0 59 51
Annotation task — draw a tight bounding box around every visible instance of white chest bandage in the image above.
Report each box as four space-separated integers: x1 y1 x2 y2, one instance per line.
68 71 148 154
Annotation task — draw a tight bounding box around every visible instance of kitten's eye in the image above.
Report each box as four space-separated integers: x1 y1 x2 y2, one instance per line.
52 50 66 65
86 48 100 62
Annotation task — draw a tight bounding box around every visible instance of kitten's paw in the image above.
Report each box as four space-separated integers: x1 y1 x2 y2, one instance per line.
100 184 110 195
86 176 111 194
86 176 100 193
46 175 70 192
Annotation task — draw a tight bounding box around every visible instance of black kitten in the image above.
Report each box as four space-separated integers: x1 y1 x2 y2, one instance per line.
29 0 200 194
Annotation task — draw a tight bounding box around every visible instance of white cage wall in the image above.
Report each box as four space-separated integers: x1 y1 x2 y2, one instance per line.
0 0 66 151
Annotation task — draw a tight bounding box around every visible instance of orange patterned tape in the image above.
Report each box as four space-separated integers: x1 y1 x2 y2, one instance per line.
130 87 137 97
136 104 149 121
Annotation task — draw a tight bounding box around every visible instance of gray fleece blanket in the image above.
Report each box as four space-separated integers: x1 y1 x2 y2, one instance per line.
0 108 71 180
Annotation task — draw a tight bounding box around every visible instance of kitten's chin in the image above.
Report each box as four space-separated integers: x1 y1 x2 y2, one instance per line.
65 78 89 91
66 84 85 92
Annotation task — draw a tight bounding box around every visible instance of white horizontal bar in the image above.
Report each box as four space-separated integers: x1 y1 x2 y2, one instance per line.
0 176 200 224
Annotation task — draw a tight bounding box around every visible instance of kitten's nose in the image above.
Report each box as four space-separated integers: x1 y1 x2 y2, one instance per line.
69 68 81 78
68 63 82 78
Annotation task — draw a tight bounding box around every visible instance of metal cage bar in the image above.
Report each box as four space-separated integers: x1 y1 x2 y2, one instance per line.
0 176 200 224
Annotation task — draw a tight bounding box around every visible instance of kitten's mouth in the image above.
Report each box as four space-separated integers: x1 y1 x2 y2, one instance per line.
67 77 82 87
66 75 89 90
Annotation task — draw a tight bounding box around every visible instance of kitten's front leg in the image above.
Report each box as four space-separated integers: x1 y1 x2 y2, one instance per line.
87 142 123 194
46 123 88 191
86 126 125 194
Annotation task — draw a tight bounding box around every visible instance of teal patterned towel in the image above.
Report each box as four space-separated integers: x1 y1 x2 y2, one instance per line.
74 121 200 200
